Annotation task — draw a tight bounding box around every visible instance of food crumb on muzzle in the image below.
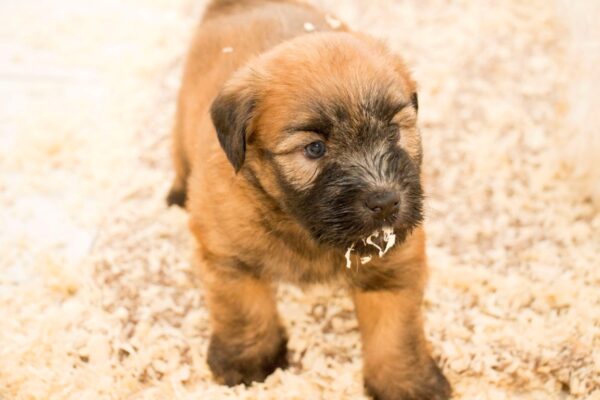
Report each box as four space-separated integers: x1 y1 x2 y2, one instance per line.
344 227 397 268
344 244 355 269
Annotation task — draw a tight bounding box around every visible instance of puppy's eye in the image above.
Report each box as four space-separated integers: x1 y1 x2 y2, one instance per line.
304 141 326 159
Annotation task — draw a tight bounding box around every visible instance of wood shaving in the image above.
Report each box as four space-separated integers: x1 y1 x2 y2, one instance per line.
364 230 382 254
325 14 342 29
344 244 354 269
381 227 396 255
303 22 315 32
345 227 397 268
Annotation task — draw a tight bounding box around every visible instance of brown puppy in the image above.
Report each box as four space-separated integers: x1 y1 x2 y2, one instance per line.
168 1 451 399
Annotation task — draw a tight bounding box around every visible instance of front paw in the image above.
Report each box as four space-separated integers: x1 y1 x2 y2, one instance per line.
365 358 451 400
207 331 288 386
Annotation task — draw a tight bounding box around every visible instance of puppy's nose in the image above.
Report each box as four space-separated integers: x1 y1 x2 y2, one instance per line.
364 191 400 218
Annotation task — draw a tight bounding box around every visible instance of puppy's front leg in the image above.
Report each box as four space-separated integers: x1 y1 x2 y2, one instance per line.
200 261 288 386
353 289 451 400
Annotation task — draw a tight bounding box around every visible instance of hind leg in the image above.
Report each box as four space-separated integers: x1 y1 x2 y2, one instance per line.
166 156 188 208
166 118 189 208
167 174 187 207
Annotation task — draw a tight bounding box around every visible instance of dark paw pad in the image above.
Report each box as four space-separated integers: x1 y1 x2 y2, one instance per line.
207 333 288 386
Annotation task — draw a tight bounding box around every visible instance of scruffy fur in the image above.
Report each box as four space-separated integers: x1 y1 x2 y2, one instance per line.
168 1 451 399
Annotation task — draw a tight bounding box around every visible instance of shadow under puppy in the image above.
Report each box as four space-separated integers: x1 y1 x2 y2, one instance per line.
168 0 451 399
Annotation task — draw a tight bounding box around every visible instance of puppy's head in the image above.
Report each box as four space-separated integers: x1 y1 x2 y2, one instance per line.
211 32 423 255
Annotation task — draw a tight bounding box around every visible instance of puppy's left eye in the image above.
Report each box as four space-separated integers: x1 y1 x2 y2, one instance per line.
304 141 326 159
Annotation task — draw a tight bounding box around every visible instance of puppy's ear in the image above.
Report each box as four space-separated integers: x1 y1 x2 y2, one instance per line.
385 50 418 113
210 73 259 172
411 92 418 113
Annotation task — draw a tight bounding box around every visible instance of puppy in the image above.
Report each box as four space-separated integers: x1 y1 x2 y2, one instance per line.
168 1 451 399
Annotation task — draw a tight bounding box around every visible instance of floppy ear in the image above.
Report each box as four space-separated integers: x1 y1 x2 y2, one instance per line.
210 76 258 173
385 51 418 113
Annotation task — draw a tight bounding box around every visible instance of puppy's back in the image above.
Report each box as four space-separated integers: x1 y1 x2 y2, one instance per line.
168 0 337 207
203 0 301 20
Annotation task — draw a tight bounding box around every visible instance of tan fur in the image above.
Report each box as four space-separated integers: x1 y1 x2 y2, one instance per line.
170 1 449 398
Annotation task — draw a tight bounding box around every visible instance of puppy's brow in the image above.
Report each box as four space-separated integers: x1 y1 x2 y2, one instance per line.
361 86 411 121
369 99 410 122
284 119 332 138
390 101 411 116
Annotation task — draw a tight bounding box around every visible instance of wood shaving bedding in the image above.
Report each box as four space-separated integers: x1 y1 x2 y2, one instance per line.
1 0 599 399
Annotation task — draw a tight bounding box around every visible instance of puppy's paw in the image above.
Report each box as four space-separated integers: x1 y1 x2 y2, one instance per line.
365 358 451 400
207 332 288 386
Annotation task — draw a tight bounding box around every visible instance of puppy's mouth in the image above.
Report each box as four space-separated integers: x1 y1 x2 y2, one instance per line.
344 227 397 269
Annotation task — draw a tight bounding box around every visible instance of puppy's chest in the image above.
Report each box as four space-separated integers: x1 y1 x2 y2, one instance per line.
255 230 344 285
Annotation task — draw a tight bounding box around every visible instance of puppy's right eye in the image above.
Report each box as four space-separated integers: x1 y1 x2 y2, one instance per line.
304 141 326 159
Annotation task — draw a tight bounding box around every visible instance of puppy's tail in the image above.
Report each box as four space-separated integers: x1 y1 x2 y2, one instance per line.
204 0 288 19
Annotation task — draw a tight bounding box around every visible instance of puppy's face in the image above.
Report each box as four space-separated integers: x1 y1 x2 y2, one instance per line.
211 33 423 255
